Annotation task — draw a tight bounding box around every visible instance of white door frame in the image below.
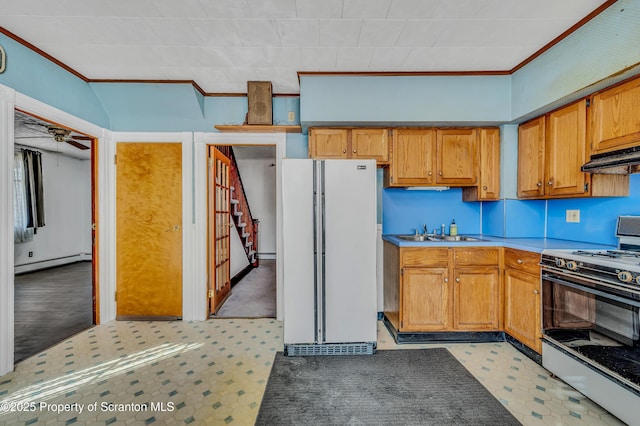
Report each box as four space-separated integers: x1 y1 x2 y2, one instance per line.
0 86 108 375
109 133 194 320
193 132 285 322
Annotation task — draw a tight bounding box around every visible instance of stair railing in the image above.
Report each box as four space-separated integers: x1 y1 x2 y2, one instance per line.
217 146 259 267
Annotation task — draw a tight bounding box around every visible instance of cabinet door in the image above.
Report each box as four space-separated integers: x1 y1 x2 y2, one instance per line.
504 268 541 353
401 267 450 331
390 129 436 186
309 128 348 159
436 129 477 185
352 128 389 163
546 100 588 197
478 128 500 199
590 77 640 154
453 266 499 330
517 117 545 198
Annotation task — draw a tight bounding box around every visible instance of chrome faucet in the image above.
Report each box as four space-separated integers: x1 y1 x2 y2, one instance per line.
423 224 428 235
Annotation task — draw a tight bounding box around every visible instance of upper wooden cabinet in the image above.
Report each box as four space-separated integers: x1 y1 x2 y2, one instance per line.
308 128 348 159
517 100 627 199
546 100 588 197
385 128 479 187
590 76 640 154
308 127 389 164
351 128 389 163
437 129 477 185
518 103 588 199
386 128 436 186
463 128 500 201
517 116 546 198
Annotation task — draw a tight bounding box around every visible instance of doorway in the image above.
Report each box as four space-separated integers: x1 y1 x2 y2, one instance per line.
12 110 98 362
208 145 277 318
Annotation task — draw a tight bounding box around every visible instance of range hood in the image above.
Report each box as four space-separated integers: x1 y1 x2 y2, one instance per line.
581 146 640 174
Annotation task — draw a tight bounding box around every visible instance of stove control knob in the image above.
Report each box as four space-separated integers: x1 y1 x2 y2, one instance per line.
566 261 578 271
618 271 633 283
555 258 566 268
635 276 640 285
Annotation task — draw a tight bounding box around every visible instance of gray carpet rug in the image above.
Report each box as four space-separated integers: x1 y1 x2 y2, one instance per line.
256 348 521 425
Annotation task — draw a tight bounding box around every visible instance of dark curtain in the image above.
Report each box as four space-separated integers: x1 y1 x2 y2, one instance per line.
22 149 45 228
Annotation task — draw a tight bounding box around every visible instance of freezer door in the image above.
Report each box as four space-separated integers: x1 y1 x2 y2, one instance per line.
323 160 378 343
282 159 317 344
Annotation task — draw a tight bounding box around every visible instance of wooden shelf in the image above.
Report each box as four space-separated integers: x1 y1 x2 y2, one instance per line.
214 125 302 133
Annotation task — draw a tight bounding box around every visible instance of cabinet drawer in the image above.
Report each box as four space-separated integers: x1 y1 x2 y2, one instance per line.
401 248 449 267
504 248 540 275
454 248 499 266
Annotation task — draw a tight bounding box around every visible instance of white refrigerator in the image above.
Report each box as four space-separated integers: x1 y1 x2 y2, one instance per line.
282 159 377 356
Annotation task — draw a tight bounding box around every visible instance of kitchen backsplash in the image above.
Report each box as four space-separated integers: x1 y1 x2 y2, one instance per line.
383 174 640 245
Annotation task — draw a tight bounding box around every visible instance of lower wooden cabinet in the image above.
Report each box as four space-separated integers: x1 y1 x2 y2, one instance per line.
454 266 500 330
503 249 541 353
384 243 501 333
402 267 450 331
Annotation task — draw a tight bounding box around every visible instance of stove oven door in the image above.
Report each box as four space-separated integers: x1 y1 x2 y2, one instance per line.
542 271 640 346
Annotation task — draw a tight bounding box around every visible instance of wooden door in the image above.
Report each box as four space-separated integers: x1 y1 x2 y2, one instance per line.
208 147 231 314
308 128 348 159
504 268 541 353
351 128 389 163
453 267 499 330
546 100 588 197
390 129 436 186
436 129 477 185
517 117 546 198
590 76 640 154
116 143 182 319
401 267 450 331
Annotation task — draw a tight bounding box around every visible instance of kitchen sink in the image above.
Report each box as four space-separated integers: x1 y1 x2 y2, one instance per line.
395 235 487 242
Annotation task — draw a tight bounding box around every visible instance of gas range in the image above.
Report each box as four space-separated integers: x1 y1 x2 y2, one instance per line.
541 216 640 298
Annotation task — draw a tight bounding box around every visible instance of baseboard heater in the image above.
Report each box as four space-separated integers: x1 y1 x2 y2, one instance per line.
285 342 376 356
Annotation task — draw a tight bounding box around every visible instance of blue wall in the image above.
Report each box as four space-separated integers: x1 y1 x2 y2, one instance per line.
300 75 511 128
0 33 110 127
382 188 481 235
546 175 640 246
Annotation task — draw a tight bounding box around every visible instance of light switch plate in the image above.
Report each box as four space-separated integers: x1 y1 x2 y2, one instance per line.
288 111 295 121
566 209 580 223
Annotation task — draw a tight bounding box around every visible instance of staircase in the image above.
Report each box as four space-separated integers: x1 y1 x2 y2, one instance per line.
218 146 259 267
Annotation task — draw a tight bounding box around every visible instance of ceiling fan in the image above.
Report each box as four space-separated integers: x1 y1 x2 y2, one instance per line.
46 126 91 150
14 109 93 151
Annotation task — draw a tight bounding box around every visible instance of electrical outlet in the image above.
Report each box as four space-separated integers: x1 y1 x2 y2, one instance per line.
28 251 33 257
288 111 295 122
566 209 580 223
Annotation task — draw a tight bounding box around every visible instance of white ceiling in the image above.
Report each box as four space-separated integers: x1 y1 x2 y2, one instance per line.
0 0 609 94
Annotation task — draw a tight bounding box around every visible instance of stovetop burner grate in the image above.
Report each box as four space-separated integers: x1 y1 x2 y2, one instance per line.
572 249 640 259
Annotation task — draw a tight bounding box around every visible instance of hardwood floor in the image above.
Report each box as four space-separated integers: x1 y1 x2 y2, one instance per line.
14 261 94 363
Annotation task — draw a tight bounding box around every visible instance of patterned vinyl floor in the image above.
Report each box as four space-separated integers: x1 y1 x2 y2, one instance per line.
0 319 626 425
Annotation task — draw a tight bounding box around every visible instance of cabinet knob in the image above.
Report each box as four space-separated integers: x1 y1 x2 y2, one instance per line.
533 290 539 295
517 259 523 264
428 171 433 176
547 180 553 186
343 149 346 153
353 149 357 153
444 278 448 283
536 182 542 187
455 277 460 283
482 186 488 190
439 172 443 176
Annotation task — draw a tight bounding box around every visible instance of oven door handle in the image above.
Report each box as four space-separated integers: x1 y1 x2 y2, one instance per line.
542 273 640 308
